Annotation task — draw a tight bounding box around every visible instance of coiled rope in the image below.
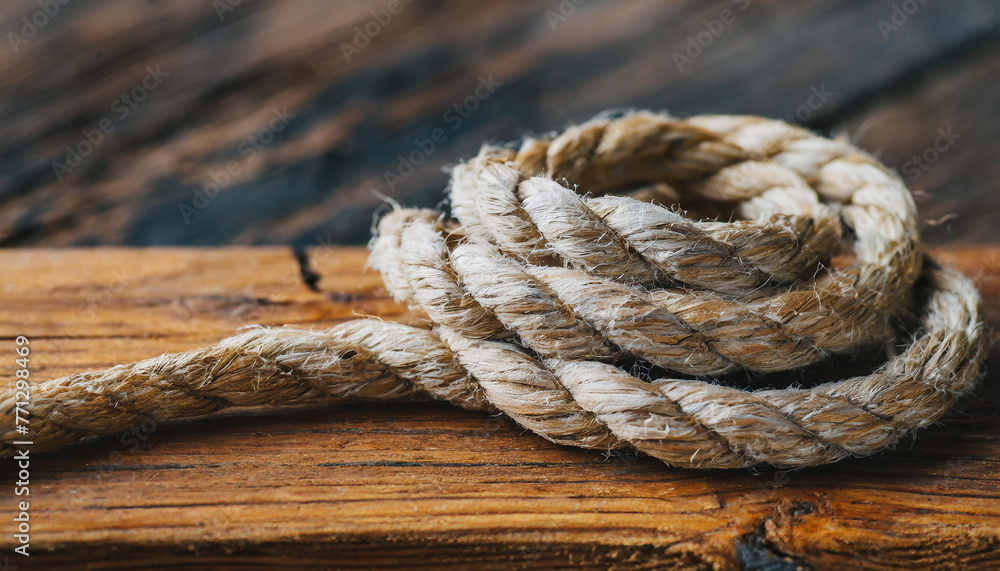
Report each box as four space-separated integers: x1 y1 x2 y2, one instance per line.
2 112 989 468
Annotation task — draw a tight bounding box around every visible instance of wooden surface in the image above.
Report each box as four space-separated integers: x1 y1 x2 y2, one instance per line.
1 0 1000 248
2 1 1000 567
0 246 998 569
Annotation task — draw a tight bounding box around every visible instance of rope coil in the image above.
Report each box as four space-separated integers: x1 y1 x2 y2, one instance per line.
2 111 989 468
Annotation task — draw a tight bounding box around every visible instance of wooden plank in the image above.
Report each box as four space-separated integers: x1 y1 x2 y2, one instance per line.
2 0 999 247
0 246 997 569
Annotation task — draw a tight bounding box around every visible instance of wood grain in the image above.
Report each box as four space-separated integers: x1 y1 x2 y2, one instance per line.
1 0 999 248
0 246 997 569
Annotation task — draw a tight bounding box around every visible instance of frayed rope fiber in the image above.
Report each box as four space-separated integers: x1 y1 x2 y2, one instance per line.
3 111 991 468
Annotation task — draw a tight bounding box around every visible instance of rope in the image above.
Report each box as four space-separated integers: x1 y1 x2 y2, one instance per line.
2 111 989 468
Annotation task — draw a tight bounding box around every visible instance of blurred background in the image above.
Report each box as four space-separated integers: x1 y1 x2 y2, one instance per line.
1 0 998 249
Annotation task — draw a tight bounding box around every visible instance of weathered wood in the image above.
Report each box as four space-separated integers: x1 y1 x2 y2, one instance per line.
0 246 997 569
1 0 999 247
836 31 1000 247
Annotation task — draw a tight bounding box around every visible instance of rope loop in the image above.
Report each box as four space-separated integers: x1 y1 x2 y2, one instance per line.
3 111 988 469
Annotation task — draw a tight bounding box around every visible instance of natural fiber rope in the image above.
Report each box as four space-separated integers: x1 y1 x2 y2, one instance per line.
1 111 989 468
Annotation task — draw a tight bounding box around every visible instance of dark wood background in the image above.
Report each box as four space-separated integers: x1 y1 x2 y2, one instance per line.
1 0 999 249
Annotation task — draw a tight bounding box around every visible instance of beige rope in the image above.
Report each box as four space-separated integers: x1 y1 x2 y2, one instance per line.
1 111 989 468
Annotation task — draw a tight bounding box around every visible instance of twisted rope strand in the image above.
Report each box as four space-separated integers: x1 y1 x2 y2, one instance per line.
513 112 922 309
4 263 983 468
374 210 885 374
1 111 989 469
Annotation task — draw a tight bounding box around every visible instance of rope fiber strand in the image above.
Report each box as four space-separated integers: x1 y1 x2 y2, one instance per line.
2 111 990 469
